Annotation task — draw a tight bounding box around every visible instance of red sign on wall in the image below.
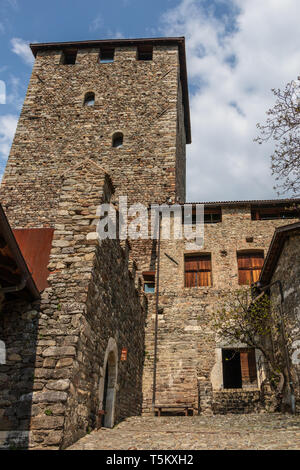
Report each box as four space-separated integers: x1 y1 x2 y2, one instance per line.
121 348 127 361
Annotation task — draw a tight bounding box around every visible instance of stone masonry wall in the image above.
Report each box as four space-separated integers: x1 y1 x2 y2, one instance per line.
142 207 300 414
269 233 300 412
0 160 146 449
0 44 186 229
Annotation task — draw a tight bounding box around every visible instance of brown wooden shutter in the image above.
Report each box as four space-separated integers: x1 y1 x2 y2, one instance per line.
185 254 211 287
237 252 264 285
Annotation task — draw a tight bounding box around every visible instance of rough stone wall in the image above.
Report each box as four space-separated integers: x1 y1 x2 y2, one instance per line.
0 161 146 449
142 207 300 414
0 40 188 447
269 234 300 411
0 44 186 229
0 299 40 449
212 390 261 414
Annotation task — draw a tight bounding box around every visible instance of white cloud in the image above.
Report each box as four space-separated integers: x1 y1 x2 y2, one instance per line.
160 0 300 201
11 37 34 66
89 14 104 33
6 0 18 10
6 75 24 109
0 114 18 162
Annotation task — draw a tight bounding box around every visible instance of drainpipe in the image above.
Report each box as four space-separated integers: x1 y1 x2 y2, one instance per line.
152 210 162 415
256 280 296 414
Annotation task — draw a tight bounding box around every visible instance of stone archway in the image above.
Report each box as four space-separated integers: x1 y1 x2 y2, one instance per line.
99 338 118 428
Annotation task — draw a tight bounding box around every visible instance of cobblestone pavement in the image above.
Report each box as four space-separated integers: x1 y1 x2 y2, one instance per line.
68 413 300 450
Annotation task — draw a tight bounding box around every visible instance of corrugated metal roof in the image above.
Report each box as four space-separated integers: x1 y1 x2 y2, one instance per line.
182 198 300 206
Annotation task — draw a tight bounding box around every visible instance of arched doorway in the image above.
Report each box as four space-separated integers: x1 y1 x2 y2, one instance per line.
102 351 117 427
99 338 118 428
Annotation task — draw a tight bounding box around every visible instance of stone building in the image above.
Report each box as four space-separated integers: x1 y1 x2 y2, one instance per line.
0 37 299 449
258 222 300 411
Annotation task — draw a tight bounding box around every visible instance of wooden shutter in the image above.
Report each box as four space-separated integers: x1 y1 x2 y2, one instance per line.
185 254 211 287
237 252 264 285
240 348 257 384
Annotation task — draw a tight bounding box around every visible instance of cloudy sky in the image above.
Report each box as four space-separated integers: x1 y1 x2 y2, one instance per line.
0 0 299 201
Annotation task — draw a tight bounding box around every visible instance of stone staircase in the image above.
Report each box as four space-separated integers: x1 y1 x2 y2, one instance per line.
212 389 261 414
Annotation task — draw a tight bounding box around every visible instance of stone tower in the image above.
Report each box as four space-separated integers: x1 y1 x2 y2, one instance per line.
0 37 191 449
1 37 191 228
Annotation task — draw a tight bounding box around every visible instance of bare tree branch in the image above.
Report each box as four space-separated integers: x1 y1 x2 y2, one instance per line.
255 79 300 195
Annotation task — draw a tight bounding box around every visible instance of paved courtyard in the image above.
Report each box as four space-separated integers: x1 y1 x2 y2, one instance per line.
68 413 300 450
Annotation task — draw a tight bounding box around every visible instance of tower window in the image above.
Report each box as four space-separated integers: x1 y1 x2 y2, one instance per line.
61 49 77 65
84 92 95 107
112 132 123 148
99 48 114 63
237 251 264 285
183 206 222 224
137 45 153 61
184 253 212 287
143 272 155 293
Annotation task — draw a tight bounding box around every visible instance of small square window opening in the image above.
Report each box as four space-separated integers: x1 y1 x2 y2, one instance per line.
137 45 153 61
99 48 115 63
61 50 77 65
143 272 155 293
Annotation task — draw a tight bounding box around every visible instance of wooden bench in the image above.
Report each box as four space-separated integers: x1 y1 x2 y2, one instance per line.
155 404 195 417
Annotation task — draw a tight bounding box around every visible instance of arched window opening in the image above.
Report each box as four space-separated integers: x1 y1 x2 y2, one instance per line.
84 92 95 107
112 132 123 148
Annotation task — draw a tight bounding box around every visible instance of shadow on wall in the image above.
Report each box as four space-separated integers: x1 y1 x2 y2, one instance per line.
0 299 40 450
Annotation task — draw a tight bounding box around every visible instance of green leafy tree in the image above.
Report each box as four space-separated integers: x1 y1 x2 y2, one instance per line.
211 288 287 409
255 78 300 196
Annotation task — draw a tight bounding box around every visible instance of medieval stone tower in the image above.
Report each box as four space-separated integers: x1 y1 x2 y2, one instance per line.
2 36 298 451
0 37 191 449
1 37 190 227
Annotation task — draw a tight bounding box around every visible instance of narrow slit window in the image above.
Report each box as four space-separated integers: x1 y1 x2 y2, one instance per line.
84 92 95 107
237 251 264 285
184 254 212 287
137 45 153 61
143 272 155 293
112 132 123 148
99 48 114 63
61 49 77 65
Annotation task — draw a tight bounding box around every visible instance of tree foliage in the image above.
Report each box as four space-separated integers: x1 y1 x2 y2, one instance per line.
255 79 300 196
211 288 287 408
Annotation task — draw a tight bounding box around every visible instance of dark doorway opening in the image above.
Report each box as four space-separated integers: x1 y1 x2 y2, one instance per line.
102 364 109 427
222 349 242 389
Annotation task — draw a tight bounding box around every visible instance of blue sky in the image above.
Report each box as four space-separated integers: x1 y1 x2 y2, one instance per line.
0 0 299 201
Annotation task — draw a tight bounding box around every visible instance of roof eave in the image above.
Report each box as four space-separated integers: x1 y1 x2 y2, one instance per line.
0 205 40 300
259 222 300 285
